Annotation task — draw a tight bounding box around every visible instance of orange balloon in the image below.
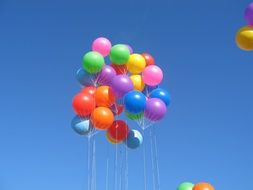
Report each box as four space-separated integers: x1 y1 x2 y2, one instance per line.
94 86 116 107
91 107 114 130
193 183 215 190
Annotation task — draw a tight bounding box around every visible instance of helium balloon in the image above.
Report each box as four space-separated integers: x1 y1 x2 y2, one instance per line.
236 26 253 51
110 63 128 75
76 68 95 86
92 37 112 57
142 65 163 86
80 86 96 96
142 53 155 66
193 183 215 190
124 129 143 149
142 85 159 97
127 54 146 74
111 75 134 98
149 88 171 106
82 51 104 74
245 2 253 26
130 75 145 91
71 116 93 136
109 44 130 65
111 104 124 116
91 107 114 130
125 111 144 120
94 86 116 107
177 182 194 190
124 90 147 114
106 131 120 144
144 98 166 121
72 93 96 117
108 120 129 141
96 65 116 85
125 44 133 54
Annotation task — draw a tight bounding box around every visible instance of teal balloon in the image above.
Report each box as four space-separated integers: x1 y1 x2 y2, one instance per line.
82 51 104 74
71 116 93 136
109 44 130 65
177 182 194 190
124 129 143 149
76 68 95 86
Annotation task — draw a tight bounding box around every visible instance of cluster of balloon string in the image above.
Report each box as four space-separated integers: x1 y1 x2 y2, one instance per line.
71 37 171 190
236 2 253 51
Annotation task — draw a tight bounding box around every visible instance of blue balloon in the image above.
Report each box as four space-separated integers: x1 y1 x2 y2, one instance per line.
124 129 143 149
124 90 146 114
76 68 95 86
71 116 93 136
142 85 158 97
149 88 171 106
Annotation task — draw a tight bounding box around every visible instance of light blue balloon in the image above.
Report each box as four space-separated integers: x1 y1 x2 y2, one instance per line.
149 88 171 106
124 129 143 149
71 116 93 136
76 68 95 86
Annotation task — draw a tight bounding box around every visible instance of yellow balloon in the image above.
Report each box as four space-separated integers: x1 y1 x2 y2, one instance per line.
236 26 253 51
106 131 120 144
127 54 146 74
130 75 145 91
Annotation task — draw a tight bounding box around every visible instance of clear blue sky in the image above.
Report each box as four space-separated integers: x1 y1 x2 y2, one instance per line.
0 0 253 189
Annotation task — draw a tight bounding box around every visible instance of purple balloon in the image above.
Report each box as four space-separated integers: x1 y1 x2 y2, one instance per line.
96 65 116 85
144 98 167 121
111 75 134 98
245 3 253 25
125 44 133 54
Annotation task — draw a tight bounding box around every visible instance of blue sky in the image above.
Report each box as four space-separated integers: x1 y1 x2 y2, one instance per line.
0 0 253 189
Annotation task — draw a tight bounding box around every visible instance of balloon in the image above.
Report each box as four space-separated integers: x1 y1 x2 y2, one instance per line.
177 182 194 190
92 37 112 57
125 44 133 54
124 129 143 149
111 104 124 116
124 90 147 114
127 54 146 74
72 93 96 117
109 44 130 65
130 75 145 91
144 98 166 121
142 85 159 97
91 107 114 130
80 86 96 96
107 120 129 141
110 63 128 75
111 75 134 98
71 116 93 136
236 26 253 51
142 65 163 86
125 111 144 120
106 131 120 144
142 53 155 66
96 65 116 85
76 68 95 86
149 88 171 106
193 183 215 190
94 86 116 107
82 51 104 74
245 3 253 26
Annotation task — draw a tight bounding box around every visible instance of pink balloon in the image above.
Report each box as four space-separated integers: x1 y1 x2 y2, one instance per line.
92 37 112 57
142 65 163 86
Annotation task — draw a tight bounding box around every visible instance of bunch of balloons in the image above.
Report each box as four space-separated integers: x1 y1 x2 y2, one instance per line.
177 182 215 190
71 37 170 149
236 2 253 51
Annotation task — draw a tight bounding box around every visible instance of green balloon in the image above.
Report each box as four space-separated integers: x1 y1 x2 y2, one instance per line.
109 44 130 65
125 111 144 120
82 51 104 74
177 182 194 190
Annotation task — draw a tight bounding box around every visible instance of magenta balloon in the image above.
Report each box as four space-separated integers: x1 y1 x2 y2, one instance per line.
96 65 116 85
111 75 134 98
144 98 167 121
245 3 253 26
142 65 163 86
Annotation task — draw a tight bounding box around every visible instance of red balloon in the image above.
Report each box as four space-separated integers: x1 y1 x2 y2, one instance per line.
108 120 129 141
111 104 124 116
142 53 155 66
72 93 96 117
110 63 128 75
80 86 96 96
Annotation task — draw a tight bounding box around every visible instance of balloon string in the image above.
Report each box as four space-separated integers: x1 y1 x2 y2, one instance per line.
150 128 156 190
125 145 128 190
142 130 147 190
154 130 161 190
114 141 118 190
88 136 91 190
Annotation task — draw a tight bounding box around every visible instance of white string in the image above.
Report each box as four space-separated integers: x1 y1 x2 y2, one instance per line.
142 130 147 190
150 128 156 190
87 136 91 190
154 132 161 190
